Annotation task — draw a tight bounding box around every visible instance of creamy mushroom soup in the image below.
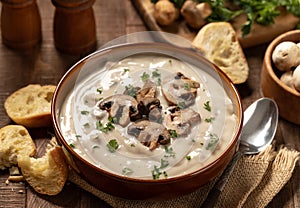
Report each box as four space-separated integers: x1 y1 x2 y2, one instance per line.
59 53 238 179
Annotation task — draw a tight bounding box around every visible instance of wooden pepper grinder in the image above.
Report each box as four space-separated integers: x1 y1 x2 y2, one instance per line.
51 0 97 55
0 0 42 49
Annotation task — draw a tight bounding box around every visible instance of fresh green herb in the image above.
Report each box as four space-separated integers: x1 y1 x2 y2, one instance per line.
152 69 161 78
130 143 136 147
206 133 219 150
92 145 99 149
98 97 103 101
164 146 176 158
203 101 211 112
168 129 178 138
205 117 215 123
186 155 191 161
122 167 134 175
177 101 186 109
83 123 90 128
96 118 115 133
183 83 190 90
151 159 169 180
141 72 150 81
69 143 76 148
157 77 161 86
124 68 130 73
107 139 119 152
81 110 89 115
75 135 81 138
97 88 103 94
125 84 137 97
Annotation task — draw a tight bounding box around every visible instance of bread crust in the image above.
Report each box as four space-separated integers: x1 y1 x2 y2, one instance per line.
192 22 249 84
4 84 56 128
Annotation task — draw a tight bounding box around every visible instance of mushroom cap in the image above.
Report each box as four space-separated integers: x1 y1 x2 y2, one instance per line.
272 41 300 72
293 65 300 91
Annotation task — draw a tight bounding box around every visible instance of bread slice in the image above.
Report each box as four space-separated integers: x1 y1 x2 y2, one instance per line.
18 139 68 195
0 125 36 170
4 84 56 128
192 22 249 84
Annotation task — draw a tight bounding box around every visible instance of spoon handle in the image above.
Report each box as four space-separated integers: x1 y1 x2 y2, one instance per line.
201 151 243 208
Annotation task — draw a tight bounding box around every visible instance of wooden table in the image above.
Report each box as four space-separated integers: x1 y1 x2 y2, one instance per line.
0 1 299 207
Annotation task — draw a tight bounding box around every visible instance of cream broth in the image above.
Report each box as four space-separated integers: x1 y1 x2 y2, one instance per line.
59 54 237 179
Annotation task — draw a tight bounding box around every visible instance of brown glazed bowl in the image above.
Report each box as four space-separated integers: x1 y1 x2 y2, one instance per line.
52 42 243 200
261 30 300 125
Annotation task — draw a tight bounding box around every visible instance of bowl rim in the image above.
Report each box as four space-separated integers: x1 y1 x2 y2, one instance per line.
52 42 243 183
264 29 300 97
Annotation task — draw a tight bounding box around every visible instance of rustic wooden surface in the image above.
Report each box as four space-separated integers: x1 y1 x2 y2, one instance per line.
0 0 299 207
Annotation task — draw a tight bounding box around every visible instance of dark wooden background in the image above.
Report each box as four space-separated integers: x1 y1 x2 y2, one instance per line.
0 0 299 207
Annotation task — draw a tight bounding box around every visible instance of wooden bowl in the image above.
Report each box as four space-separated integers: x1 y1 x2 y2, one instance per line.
261 30 300 125
52 42 243 199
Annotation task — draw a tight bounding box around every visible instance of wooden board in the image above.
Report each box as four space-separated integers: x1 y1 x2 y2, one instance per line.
131 0 299 48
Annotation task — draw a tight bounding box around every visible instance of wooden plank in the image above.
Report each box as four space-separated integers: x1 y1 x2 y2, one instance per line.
131 0 299 48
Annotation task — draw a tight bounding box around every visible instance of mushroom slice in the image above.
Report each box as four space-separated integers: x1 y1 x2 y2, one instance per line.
98 94 138 127
165 106 201 136
127 120 170 150
136 80 161 118
162 72 200 108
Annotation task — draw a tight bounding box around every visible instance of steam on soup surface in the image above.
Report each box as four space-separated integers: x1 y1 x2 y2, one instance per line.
59 53 238 179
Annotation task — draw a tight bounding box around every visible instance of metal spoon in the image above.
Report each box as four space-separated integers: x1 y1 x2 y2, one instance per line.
201 97 279 208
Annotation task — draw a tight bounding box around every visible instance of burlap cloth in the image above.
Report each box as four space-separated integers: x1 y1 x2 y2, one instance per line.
68 144 299 208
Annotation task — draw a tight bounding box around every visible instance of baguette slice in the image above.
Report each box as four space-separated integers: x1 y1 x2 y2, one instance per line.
192 22 249 84
4 84 56 128
0 125 36 170
18 140 68 196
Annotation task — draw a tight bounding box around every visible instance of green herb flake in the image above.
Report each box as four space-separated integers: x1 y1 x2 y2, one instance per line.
205 117 215 123
81 110 89 115
206 133 219 150
186 155 191 161
184 83 190 90
164 146 176 158
125 84 137 97
203 101 211 112
75 135 82 138
141 72 150 82
92 145 99 149
122 167 134 176
177 102 186 109
96 119 115 133
123 68 130 73
97 88 103 94
107 139 119 153
83 123 90 128
151 159 169 180
168 129 178 138
69 143 76 148
152 69 160 78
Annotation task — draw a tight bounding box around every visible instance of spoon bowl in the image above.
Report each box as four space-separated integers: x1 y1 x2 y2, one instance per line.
240 97 278 154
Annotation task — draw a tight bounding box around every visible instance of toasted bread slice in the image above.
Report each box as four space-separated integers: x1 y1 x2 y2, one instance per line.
4 84 56 128
18 139 68 196
192 22 249 84
0 125 36 170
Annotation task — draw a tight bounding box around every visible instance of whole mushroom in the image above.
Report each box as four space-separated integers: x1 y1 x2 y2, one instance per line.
272 41 300 72
154 0 179 26
180 0 212 29
280 71 295 89
293 65 300 91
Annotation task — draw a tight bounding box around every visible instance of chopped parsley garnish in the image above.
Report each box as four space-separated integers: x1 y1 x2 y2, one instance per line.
184 83 190 90
97 88 103 94
81 110 89 115
206 133 219 150
152 69 160 78
186 155 191 161
75 135 81 138
177 101 186 109
96 117 115 133
203 101 211 112
168 129 178 138
92 145 99 149
69 143 76 148
164 146 176 158
125 84 137 97
106 139 119 152
151 159 169 180
205 117 215 123
122 167 134 176
83 123 90 128
123 68 130 73
141 72 150 81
